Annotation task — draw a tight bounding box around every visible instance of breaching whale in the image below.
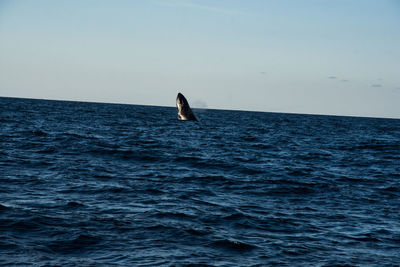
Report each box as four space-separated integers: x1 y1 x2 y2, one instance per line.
176 93 197 121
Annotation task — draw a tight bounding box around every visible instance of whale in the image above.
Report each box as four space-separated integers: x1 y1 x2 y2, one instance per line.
176 93 197 121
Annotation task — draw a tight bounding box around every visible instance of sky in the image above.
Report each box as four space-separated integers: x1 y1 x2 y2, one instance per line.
0 0 399 118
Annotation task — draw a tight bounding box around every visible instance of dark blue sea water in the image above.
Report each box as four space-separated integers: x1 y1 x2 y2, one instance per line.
1 97 399 266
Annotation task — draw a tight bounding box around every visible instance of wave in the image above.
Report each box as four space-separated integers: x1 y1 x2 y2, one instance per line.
1 97 400 266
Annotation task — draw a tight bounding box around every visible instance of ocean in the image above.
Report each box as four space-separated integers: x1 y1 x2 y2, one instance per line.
0 97 399 266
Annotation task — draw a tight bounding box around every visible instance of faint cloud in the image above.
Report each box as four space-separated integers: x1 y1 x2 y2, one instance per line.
192 99 208 108
328 76 350 83
155 0 246 16
260 71 267 75
371 84 383 88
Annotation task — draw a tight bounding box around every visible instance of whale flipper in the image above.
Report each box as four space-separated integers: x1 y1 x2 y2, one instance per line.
176 93 197 121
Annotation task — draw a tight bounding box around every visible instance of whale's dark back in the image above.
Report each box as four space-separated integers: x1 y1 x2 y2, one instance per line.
176 93 197 121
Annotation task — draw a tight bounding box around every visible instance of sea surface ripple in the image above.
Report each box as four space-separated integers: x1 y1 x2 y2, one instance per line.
1 97 400 266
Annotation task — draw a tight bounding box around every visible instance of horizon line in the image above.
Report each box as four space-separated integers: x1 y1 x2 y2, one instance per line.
1 95 398 120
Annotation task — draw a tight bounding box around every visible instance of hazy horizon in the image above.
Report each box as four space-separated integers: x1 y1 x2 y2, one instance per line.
1 0 399 119
3 95 400 120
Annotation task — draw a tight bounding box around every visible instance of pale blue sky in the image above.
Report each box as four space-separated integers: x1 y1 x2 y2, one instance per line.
1 0 399 118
